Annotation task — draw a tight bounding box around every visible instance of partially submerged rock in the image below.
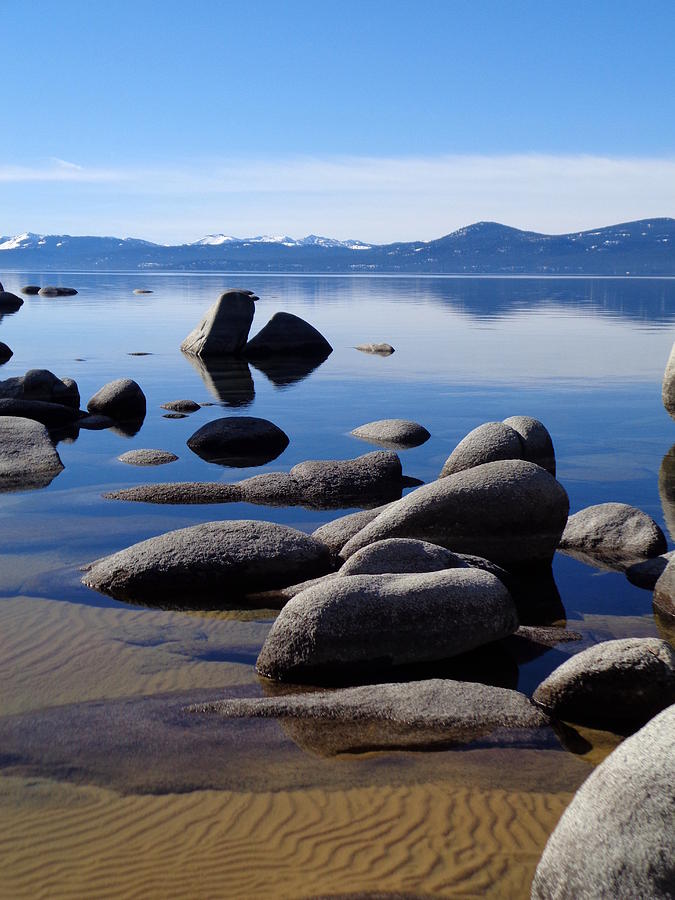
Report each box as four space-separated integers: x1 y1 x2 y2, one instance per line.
559 502 667 567
0 416 64 492
355 343 394 355
338 538 466 576
0 369 79 408
187 416 289 466
531 704 675 900
81 520 332 606
0 342 12 363
0 398 82 428
256 568 518 682
192 679 548 755
38 286 77 297
0 290 23 310
180 290 257 357
244 311 332 359
20 285 40 295
117 449 179 466
532 638 675 727
87 378 146 421
502 415 556 476
133 288 153 294
350 418 430 449
440 421 526 478
662 341 675 419
160 399 200 413
340 459 569 570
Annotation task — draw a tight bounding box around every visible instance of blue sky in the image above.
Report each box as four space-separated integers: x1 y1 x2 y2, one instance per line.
2 0 674 242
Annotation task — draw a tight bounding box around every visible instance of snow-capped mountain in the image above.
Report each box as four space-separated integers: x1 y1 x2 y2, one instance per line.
191 234 241 246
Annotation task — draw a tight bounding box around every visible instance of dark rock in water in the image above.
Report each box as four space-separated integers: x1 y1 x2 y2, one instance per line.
288 450 401 508
87 378 146 421
180 290 257 357
0 398 82 428
350 418 430 449
662 341 675 419
248 353 329 388
244 311 332 359
532 637 675 727
256 568 518 682
626 552 674 589
355 343 394 355
182 352 255 407
0 416 64 492
37 286 78 296
440 421 526 478
559 502 667 567
20 285 40 295
77 414 114 430
654 555 675 621
0 369 80 408
531 705 675 900
0 290 24 311
340 459 569 571
117 449 179 466
81 519 332 606
160 399 200 413
192 679 549 755
0 342 12 364
187 416 289 467
338 538 466 576
133 289 153 294
127 351 152 356
312 505 395 558
502 415 556 476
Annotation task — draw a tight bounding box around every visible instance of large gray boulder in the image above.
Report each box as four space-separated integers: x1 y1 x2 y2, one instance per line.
180 290 257 357
559 502 667 566
193 679 548 755
533 638 675 727
0 290 23 310
0 398 82 428
312 504 393 557
187 416 289 466
350 418 430 449
662 341 675 418
288 450 401 507
81 520 333 606
87 378 146 421
531 704 675 900
340 459 569 570
338 537 466 576
256 568 518 682
0 369 79 408
440 421 526 478
0 342 12 364
654 555 675 620
244 311 332 358
0 416 64 492
502 415 556 476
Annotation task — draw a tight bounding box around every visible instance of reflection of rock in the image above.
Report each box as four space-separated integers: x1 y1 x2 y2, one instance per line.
507 570 567 625
187 416 289 467
559 502 667 569
192 679 548 756
248 351 329 388
662 341 675 418
110 418 145 438
0 416 64 492
182 352 255 407
658 444 675 542
532 706 675 900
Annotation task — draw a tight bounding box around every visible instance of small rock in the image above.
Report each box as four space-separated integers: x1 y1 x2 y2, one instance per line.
37 286 78 296
187 416 289 466
0 342 12 364
502 415 556 475
118 449 179 466
133 289 153 294
0 398 82 428
440 421 525 478
256 568 519 682
350 418 430 448
355 342 395 355
81 520 332 606
338 538 466 576
192 678 548 755
127 352 152 356
560 502 667 566
0 416 64 492
532 637 675 727
180 290 257 357
20 285 40 295
160 399 201 413
531 704 675 900
0 369 80 408
0 290 24 311
87 378 146 421
244 311 332 359
341 459 569 571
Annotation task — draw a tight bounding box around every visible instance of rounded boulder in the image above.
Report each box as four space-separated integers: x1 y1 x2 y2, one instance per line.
187 416 289 467
87 378 146 421
440 421 526 478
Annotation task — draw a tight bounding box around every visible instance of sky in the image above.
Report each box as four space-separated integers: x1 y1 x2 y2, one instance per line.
2 0 675 243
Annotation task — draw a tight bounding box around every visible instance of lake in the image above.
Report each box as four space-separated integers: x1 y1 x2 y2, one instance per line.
0 272 673 898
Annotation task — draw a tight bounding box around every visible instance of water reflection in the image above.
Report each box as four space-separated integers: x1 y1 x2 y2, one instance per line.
182 352 255 406
248 350 331 388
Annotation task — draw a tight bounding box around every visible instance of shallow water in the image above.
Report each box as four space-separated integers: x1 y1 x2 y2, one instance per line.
0 272 673 898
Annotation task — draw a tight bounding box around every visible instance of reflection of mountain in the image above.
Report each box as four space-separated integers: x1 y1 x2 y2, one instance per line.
182 353 255 407
248 350 330 388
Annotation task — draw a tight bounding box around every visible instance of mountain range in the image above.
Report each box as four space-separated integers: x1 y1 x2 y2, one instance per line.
0 218 673 275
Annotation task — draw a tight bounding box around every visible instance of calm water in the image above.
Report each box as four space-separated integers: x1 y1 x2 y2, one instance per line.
0 272 674 898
